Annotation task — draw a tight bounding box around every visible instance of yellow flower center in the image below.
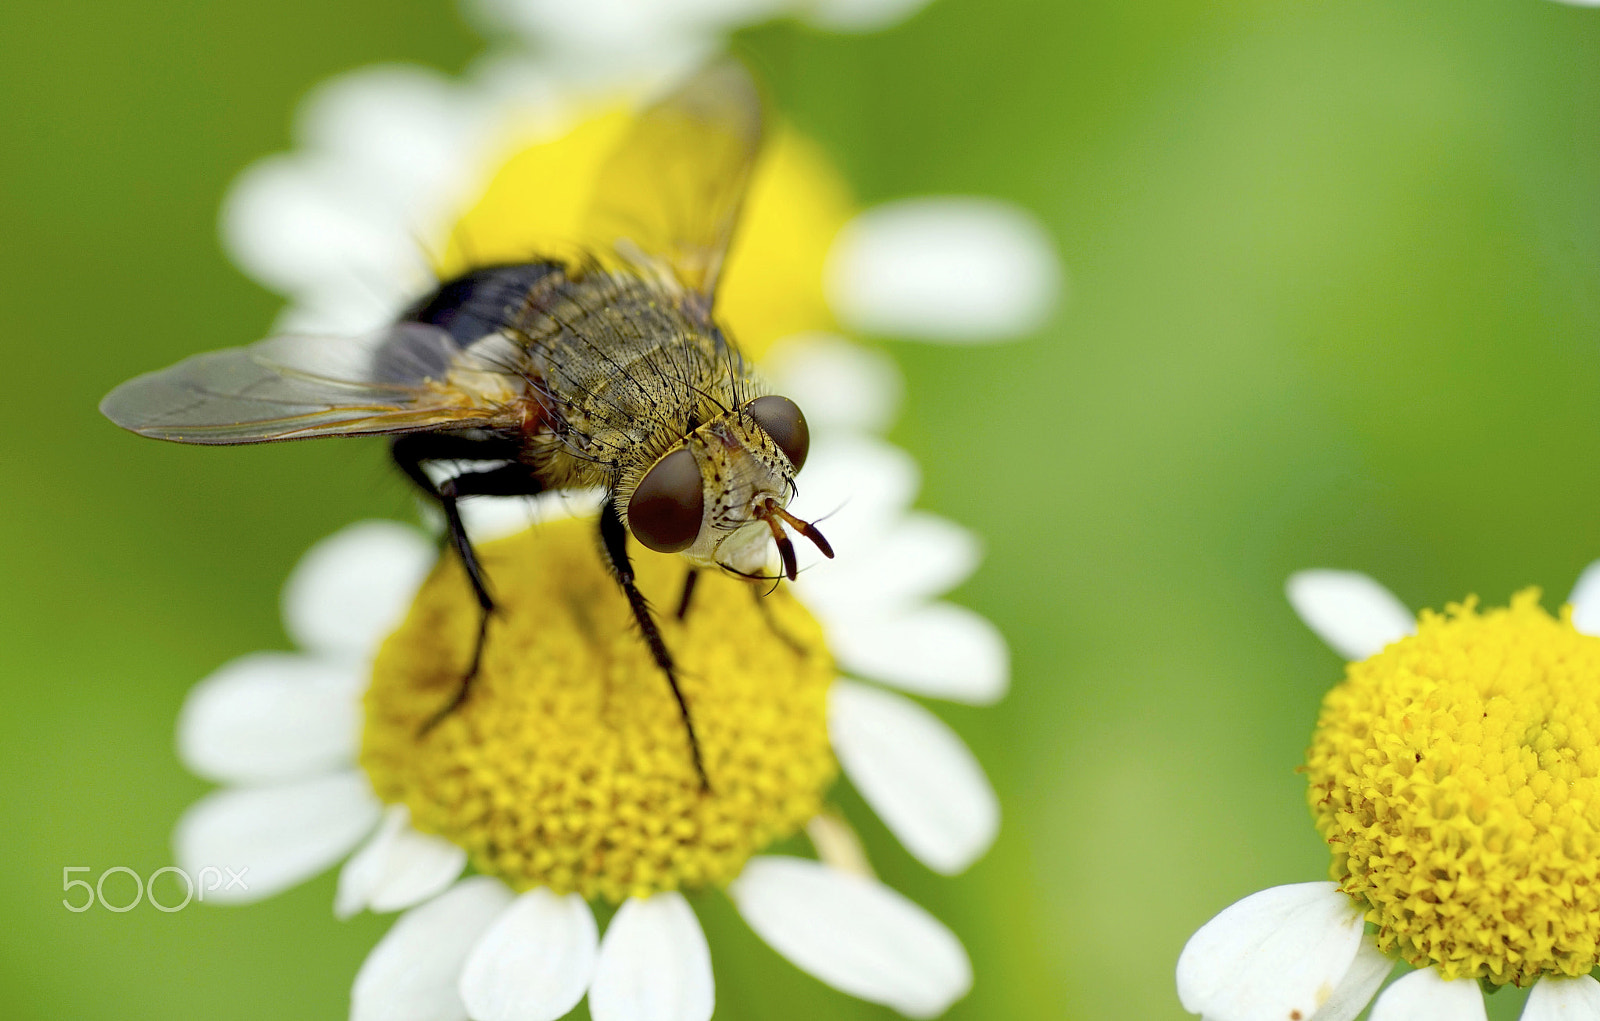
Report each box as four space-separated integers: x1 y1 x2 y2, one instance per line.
360 517 837 903
1306 590 1600 985
440 105 856 360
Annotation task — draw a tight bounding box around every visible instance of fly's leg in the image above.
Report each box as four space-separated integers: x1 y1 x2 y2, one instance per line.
391 435 543 734
600 500 710 790
417 470 501 732
420 465 540 733
675 569 700 621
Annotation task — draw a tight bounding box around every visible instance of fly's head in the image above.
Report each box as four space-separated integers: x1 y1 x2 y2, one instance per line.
623 395 833 580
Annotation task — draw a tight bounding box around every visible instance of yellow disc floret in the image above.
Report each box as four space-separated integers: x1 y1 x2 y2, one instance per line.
1306 590 1600 985
361 516 837 903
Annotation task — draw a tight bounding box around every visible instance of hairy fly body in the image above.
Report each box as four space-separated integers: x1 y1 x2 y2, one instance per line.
100 61 832 787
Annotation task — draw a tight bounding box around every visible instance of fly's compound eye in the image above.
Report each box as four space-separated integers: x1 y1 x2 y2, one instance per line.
746 395 810 471
629 447 705 553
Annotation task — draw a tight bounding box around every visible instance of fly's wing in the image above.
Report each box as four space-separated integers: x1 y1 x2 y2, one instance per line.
100 323 523 444
582 59 764 311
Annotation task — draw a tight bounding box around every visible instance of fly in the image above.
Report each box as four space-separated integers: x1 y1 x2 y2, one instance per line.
99 60 833 788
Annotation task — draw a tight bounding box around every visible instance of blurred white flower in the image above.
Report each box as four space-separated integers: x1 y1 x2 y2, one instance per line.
826 197 1061 343
220 57 1061 380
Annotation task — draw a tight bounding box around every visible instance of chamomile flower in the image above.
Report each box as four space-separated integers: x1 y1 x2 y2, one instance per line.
174 429 1002 1021
221 57 1060 390
183 27 1028 1019
1176 568 1600 1021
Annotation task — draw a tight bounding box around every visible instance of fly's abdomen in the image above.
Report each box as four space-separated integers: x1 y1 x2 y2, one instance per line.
405 263 563 344
373 263 564 386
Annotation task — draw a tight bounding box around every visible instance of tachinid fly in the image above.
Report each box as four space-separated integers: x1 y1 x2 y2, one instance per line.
99 60 833 786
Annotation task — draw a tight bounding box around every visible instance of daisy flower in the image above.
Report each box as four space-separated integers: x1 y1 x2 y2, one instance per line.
1176 568 1600 1021
174 424 1004 1021
221 54 1060 384
177 37 1030 1019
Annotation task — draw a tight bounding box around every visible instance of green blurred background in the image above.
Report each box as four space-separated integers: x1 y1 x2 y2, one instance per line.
5 0 1600 1018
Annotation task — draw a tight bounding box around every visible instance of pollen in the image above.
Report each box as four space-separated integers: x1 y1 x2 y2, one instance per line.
1306 590 1600 985
359 517 837 903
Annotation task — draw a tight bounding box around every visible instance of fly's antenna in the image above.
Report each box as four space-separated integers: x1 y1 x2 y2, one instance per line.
753 498 835 582
770 504 834 559
761 513 799 581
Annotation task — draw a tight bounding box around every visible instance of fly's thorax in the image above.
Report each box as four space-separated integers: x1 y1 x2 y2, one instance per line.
513 269 751 490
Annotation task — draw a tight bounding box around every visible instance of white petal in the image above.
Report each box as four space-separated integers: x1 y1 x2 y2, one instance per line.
1310 939 1393 1021
1524 975 1600 1020
295 65 481 213
827 602 1008 703
729 856 970 1018
761 332 904 435
336 806 467 919
173 771 380 904
459 889 598 1021
829 682 997 874
826 197 1060 342
1176 882 1389 1021
220 153 426 310
451 486 607 544
351 876 515 1021
455 498 539 545
177 651 363 784
802 0 935 31
589 893 713 1021
787 436 919 556
1368 968 1485 1021
1285 570 1414 661
222 64 484 324
1568 560 1600 636
270 282 408 336
281 520 435 660
796 511 979 614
